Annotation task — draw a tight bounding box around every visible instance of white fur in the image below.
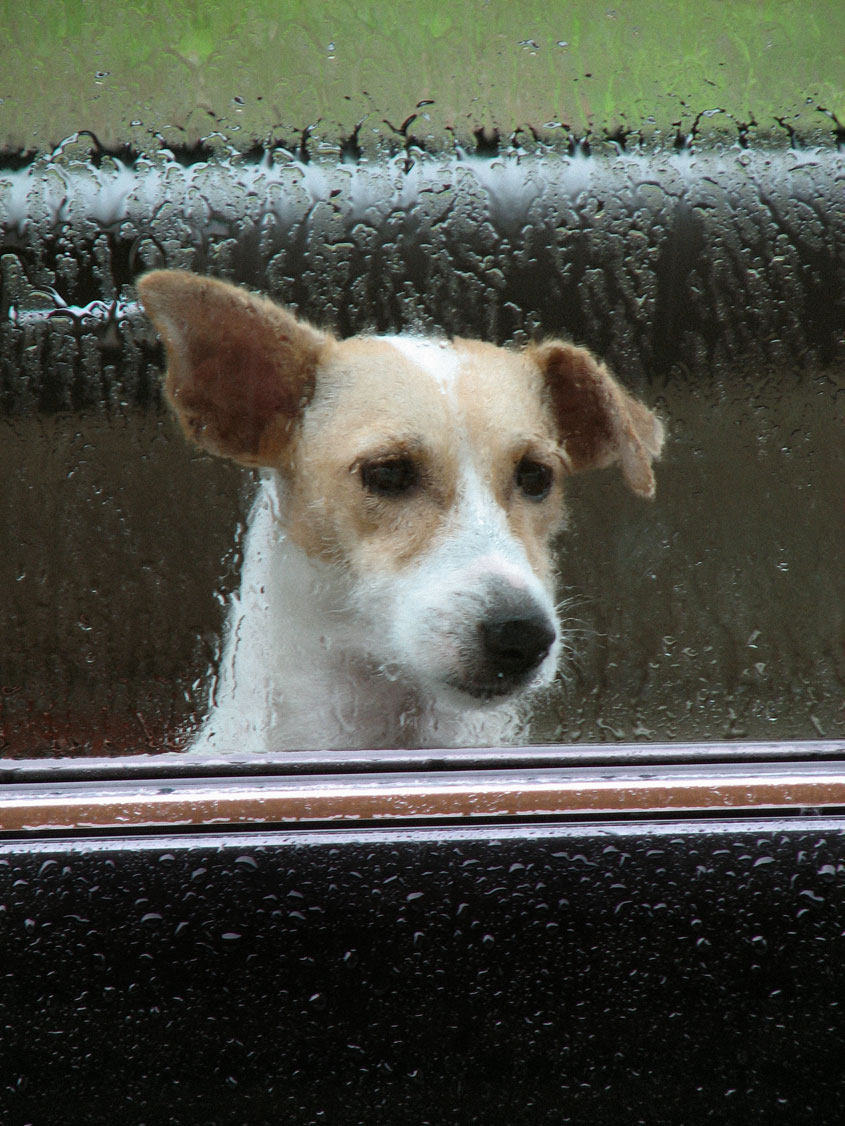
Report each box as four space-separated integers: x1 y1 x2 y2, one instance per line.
194 472 557 753
385 335 461 396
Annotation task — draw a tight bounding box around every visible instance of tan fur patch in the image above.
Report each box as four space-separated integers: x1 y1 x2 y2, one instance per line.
451 340 567 578
283 338 460 565
282 337 567 581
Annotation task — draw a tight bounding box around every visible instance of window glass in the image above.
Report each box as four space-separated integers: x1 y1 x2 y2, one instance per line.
1 3 843 757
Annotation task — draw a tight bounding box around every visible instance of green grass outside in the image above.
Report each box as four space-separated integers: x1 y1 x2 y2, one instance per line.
1 0 843 152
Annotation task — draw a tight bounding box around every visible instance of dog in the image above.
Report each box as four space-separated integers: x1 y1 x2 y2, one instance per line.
138 271 663 751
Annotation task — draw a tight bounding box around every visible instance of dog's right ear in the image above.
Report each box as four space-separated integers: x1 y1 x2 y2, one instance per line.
137 271 332 466
530 340 664 499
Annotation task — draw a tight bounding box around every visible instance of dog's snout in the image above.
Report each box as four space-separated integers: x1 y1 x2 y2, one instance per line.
481 611 557 678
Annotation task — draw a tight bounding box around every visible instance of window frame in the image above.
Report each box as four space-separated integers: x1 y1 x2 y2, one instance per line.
3 740 844 837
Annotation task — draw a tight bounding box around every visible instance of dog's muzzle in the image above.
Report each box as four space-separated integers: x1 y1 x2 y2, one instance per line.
482 612 556 678
454 591 558 700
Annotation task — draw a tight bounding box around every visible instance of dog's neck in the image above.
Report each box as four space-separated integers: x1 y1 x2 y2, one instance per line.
194 474 521 752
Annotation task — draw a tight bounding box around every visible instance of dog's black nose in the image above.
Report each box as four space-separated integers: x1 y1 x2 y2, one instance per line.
481 612 557 677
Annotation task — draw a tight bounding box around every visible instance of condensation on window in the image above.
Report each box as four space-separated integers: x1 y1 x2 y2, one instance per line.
1 141 843 755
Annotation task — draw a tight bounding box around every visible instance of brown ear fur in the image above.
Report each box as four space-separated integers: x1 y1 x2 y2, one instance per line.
530 341 665 498
137 271 332 466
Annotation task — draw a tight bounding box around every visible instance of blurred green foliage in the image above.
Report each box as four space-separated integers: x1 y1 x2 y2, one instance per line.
2 0 843 151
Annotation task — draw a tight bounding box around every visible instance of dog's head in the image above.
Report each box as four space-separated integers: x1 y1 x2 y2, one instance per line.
138 270 663 707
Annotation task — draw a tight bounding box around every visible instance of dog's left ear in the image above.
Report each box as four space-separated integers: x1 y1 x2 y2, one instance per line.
530 341 665 498
137 270 333 466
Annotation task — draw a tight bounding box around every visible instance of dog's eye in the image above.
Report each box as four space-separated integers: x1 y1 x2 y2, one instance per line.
360 456 420 497
515 457 553 500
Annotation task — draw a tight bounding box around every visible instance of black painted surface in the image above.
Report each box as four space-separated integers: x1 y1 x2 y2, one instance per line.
2 819 845 1124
